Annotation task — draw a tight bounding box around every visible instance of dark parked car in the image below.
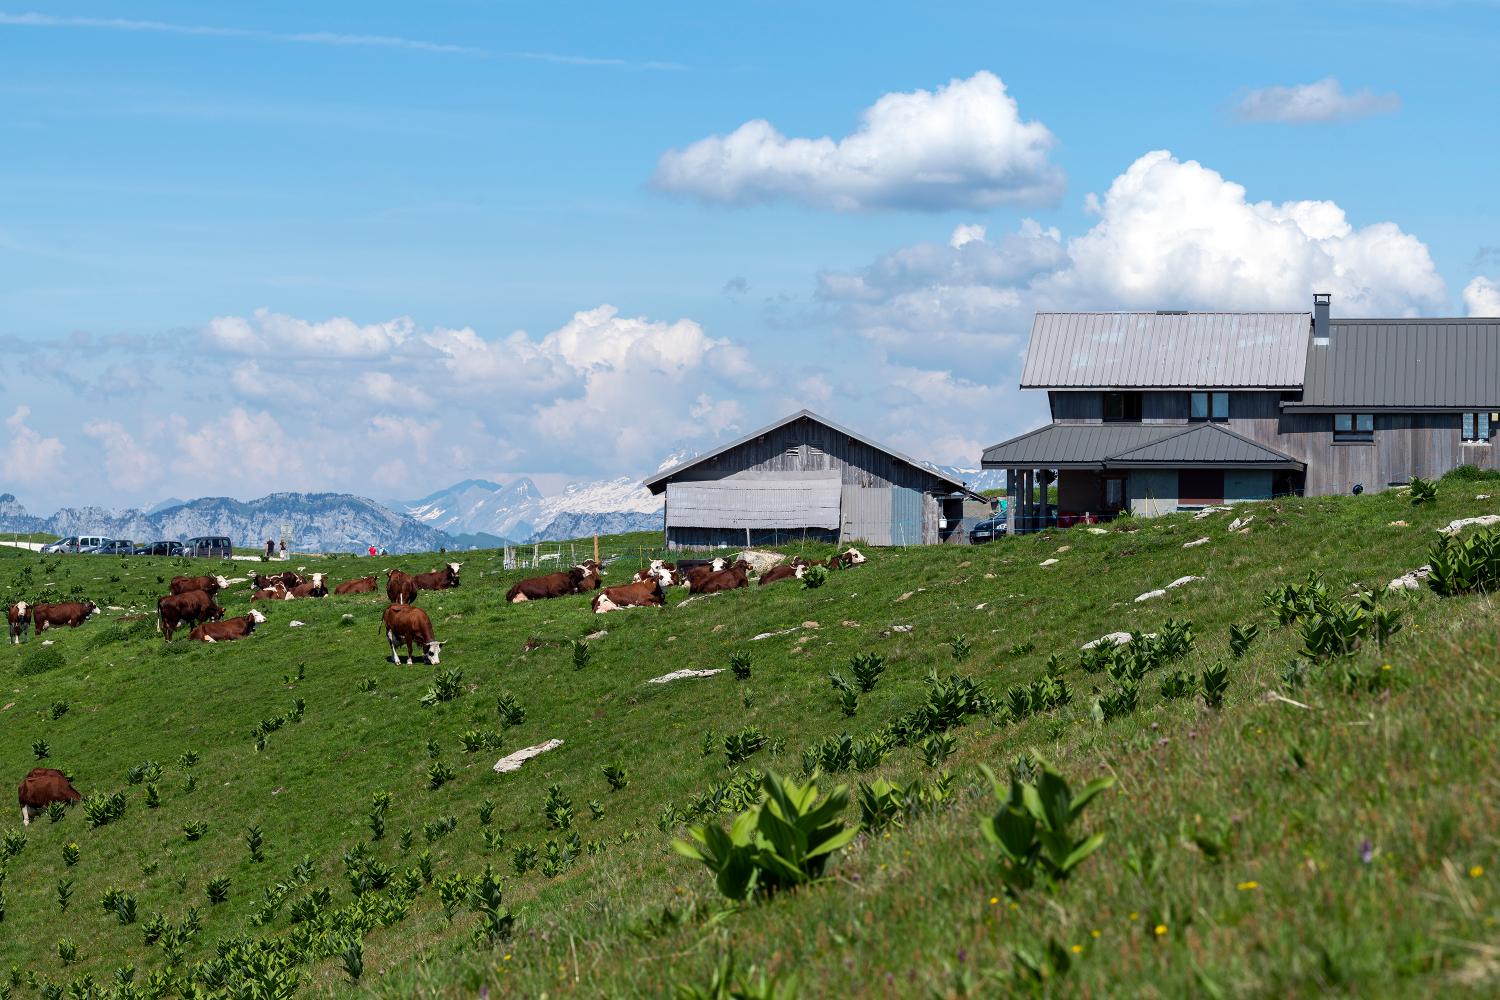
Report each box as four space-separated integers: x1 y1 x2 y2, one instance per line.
968 515 1008 544
136 540 184 557
87 539 135 555
184 536 233 558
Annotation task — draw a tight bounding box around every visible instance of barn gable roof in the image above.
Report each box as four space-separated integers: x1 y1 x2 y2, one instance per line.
643 409 981 498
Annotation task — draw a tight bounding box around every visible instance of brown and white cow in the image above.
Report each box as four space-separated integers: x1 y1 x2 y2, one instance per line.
572 560 605 591
335 575 376 595
386 570 418 605
18 767 81 826
633 564 680 588
251 584 291 603
289 573 328 598
158 590 225 641
591 577 665 614
7 601 31 644
32 601 99 633
758 563 807 586
170 574 231 597
686 559 750 593
692 565 751 594
188 609 266 642
506 567 587 603
414 563 462 591
382 604 446 665
833 547 867 568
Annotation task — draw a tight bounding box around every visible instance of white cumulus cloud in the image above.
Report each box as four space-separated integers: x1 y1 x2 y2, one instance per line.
652 71 1063 211
1464 277 1500 317
205 308 413 359
0 405 67 488
82 419 153 491
1234 78 1400 124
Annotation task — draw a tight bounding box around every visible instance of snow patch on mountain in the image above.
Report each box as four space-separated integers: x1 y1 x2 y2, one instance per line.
401 475 662 542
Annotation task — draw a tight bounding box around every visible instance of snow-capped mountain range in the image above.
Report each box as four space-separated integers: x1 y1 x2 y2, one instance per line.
402 474 663 542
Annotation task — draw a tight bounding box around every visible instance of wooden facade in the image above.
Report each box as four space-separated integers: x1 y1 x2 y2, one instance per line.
651 414 973 549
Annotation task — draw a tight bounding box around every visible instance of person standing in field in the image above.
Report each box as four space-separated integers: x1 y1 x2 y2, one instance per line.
265 539 274 559
279 540 288 560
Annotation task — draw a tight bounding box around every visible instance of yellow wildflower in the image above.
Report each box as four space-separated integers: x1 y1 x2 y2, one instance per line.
1470 865 1485 878
1237 880 1259 891
1070 944 1084 954
1090 929 1101 938
989 896 999 905
1128 911 1139 920
1381 664 1392 671
1154 924 1168 937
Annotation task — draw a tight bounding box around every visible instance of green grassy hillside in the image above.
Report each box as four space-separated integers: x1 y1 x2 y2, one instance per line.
1 481 1498 998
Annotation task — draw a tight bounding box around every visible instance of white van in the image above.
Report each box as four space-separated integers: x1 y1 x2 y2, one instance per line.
40 535 109 553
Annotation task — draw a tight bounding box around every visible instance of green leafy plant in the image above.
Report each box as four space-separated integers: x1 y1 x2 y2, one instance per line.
61 842 79 867
729 651 752 681
544 784 574 830
31 740 50 761
849 652 885 692
56 878 72 912
723 727 769 766
477 799 495 825
496 692 527 727
424 816 458 843
1228 622 1260 659
1370 605 1404 649
205 877 230 904
857 778 907 832
799 565 828 589
181 820 208 842
801 732 853 774
420 667 464 707
1201 661 1230 709
56 940 77 966
837 687 859 718
979 757 1115 891
357 677 379 693
245 825 265 863
471 863 514 944
1093 679 1138 723
948 634 972 661
48 701 68 720
368 791 391 840
671 949 799 1000
572 639 591 670
588 799 605 820
1158 669 1195 700
426 760 455 790
425 738 442 759
850 734 890 771
673 771 859 901
603 763 628 791
47 801 67 822
339 938 363 983
1408 475 1438 505
83 793 126 829
511 844 538 874
921 732 957 768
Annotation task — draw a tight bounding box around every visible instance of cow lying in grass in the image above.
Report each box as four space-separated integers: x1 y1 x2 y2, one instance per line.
289 573 328 598
507 565 597 603
686 560 751 594
335 575 376 595
414 563 462 591
18 767 81 826
591 578 665 613
759 563 808 586
189 609 266 642
382 604 445 664
171 574 230 597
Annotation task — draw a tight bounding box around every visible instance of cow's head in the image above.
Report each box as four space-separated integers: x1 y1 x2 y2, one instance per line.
843 547 866 565
423 639 447 664
249 609 267 625
310 573 325 589
210 603 226 622
446 562 462 585
649 558 664 571
214 575 231 589
710 557 727 572
85 602 99 617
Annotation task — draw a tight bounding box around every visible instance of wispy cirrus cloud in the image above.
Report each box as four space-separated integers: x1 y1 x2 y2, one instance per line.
1233 77 1400 124
0 11 685 67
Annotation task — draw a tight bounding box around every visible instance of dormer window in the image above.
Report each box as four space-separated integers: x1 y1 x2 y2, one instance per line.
1102 392 1142 422
1189 392 1228 422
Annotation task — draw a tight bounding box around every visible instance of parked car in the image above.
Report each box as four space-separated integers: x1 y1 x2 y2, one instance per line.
40 535 110 554
184 536 234 558
968 515 1008 544
86 539 135 555
136 540 184 557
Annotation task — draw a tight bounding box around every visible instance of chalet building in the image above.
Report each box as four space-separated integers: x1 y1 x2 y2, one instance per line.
983 294 1500 527
645 410 987 549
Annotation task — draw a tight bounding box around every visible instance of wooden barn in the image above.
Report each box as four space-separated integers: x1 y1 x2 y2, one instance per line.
643 410 987 549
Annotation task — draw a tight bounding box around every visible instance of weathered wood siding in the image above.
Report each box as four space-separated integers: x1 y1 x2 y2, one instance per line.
1280 413 1500 496
664 416 953 548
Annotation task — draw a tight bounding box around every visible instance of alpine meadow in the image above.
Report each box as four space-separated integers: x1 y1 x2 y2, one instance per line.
1 473 1498 998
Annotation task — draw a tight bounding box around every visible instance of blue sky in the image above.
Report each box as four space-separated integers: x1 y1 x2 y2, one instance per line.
1 1 1497 511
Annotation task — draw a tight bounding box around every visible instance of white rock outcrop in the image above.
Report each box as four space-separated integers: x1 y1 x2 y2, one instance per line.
1167 575 1203 589
647 668 722 684
1387 565 1431 591
1183 537 1210 548
1439 515 1500 536
1039 558 1059 567
1082 631 1156 650
493 739 564 774
1227 515 1255 532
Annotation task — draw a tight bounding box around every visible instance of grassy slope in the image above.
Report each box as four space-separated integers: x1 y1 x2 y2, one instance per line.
0 486 1497 998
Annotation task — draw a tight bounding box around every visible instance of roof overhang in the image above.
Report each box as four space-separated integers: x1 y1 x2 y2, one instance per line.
1032 384 1302 392
982 422 1304 472
1281 403 1500 413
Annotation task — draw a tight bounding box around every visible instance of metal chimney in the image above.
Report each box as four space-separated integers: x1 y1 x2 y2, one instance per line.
1313 292 1331 345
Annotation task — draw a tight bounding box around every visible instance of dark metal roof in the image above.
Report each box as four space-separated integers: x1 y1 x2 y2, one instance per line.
1020 312 1310 389
643 409 983 499
981 422 1303 470
1288 318 1500 411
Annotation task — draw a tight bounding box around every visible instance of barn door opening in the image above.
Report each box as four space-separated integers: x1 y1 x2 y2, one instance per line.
1178 469 1225 506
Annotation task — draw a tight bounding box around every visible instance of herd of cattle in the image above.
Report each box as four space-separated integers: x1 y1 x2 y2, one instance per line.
9 548 867 821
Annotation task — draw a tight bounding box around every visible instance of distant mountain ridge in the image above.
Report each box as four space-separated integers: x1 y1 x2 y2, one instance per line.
402 474 662 542
0 492 449 554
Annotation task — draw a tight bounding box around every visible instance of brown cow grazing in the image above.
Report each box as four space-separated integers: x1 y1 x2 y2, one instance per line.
289 573 328 598
335 575 376 595
414 562 462 591
170 574 230 597
506 567 587 603
32 601 99 633
386 570 417 605
591 577 665 614
157 590 225 642
18 767 82 826
692 565 751 594
758 563 807 586
188 609 266 642
382 604 446 665
7 601 31 644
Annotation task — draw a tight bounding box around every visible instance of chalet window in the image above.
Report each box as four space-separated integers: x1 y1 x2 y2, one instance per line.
1333 413 1374 443
1189 392 1228 422
1462 412 1492 442
1178 469 1225 506
1102 392 1142 422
